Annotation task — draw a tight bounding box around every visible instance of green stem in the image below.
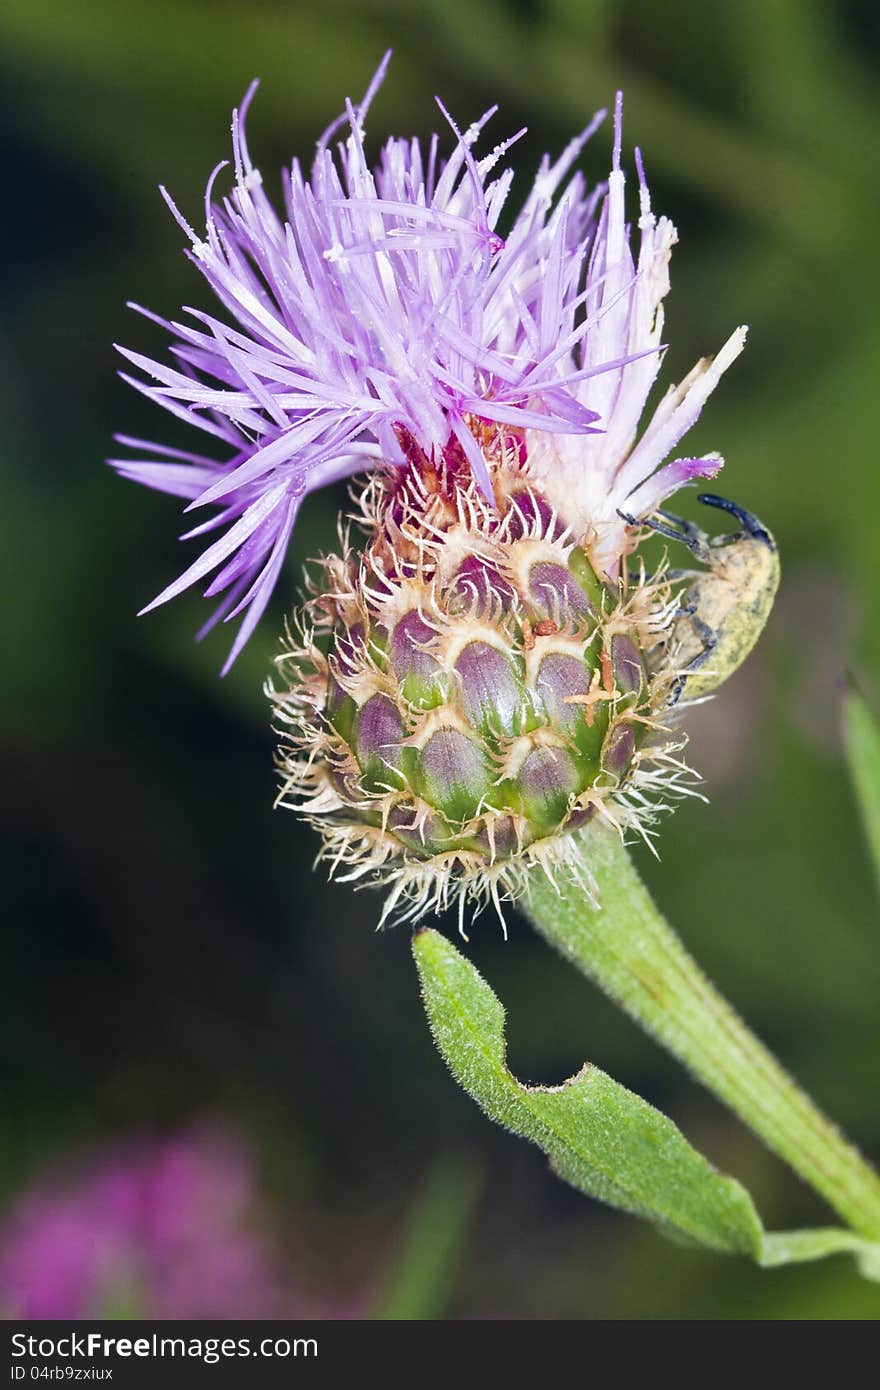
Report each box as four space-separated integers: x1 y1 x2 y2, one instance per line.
525 823 880 1241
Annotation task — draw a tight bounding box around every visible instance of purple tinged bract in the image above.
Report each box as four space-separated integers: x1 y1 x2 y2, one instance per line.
112 54 743 670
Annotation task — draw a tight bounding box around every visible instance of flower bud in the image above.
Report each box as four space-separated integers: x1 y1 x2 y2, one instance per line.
270 446 683 925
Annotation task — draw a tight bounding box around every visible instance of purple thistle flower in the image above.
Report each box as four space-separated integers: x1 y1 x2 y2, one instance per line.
525 97 745 572
0 1129 286 1319
113 55 743 670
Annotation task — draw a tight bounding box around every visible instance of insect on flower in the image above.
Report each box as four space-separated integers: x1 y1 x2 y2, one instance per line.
627 494 780 704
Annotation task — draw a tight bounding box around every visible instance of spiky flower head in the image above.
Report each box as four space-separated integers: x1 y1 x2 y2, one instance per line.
114 59 754 924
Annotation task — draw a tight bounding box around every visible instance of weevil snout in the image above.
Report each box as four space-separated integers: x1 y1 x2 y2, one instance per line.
696 493 776 549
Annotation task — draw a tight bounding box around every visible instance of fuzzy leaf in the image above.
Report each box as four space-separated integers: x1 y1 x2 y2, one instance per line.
413 927 763 1255
526 822 880 1248
413 928 880 1278
760 1228 880 1280
843 683 880 897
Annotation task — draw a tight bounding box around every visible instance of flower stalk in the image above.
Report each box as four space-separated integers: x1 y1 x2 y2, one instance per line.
525 821 880 1241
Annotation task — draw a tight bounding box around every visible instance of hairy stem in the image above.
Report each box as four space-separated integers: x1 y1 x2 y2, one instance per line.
525 822 880 1240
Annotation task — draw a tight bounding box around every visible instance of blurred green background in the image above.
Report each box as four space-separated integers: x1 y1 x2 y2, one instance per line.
2 0 880 1319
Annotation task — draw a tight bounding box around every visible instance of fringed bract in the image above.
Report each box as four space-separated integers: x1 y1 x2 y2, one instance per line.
270 436 693 928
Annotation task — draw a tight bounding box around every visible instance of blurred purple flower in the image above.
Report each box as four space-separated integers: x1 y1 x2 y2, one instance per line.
0 1129 284 1319
113 55 742 669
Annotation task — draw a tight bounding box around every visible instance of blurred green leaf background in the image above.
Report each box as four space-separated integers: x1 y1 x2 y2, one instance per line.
2 0 879 1319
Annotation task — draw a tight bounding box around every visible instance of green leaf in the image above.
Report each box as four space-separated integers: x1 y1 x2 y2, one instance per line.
761 1229 880 1281
526 823 880 1244
413 928 880 1279
843 683 880 896
413 927 763 1256
371 1155 482 1320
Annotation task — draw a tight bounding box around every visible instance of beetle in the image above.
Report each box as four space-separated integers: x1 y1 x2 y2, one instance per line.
622 493 780 704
